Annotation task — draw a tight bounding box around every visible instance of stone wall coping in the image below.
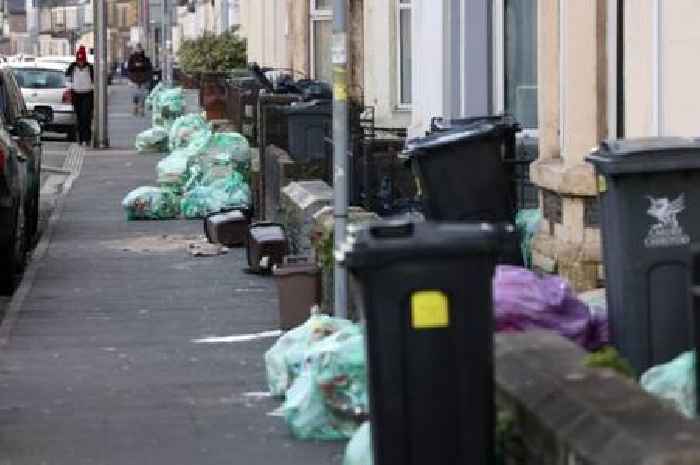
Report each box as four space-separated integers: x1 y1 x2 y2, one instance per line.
281 180 334 211
496 331 700 465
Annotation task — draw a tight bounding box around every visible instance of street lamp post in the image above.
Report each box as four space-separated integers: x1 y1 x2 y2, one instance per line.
93 0 109 148
332 0 349 319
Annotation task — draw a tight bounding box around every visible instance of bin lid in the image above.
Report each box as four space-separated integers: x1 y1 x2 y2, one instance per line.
404 120 513 155
341 220 508 270
430 114 521 133
286 99 332 115
250 222 286 241
587 138 700 175
273 261 319 276
207 209 247 225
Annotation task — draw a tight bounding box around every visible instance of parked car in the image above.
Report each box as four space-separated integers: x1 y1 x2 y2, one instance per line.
0 67 48 292
36 55 94 67
9 62 77 141
7 54 36 63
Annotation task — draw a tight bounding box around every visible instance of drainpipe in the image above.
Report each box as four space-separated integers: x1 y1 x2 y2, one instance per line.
617 0 624 138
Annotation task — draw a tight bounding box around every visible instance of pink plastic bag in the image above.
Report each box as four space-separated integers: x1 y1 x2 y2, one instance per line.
493 266 608 351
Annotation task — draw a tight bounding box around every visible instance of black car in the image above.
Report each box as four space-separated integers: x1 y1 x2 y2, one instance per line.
0 67 48 293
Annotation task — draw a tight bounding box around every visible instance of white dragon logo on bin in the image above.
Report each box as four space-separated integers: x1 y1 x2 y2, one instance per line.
644 194 690 248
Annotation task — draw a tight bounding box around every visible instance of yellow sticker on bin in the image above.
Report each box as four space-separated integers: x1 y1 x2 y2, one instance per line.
411 291 449 329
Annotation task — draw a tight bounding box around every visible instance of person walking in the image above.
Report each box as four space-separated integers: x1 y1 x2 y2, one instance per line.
127 44 153 116
65 46 94 146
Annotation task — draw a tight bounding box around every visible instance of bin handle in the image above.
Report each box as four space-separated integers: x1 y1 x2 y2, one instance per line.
284 255 311 265
369 221 414 238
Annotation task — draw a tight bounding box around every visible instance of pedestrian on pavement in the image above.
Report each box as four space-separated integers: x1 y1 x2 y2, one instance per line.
127 44 153 116
65 45 94 146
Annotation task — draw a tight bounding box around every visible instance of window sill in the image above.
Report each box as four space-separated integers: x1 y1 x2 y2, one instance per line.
394 106 412 113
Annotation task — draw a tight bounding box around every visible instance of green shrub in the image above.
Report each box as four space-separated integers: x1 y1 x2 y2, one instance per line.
177 28 247 73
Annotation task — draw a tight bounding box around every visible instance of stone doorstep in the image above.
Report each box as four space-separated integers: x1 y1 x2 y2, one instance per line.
496 331 700 465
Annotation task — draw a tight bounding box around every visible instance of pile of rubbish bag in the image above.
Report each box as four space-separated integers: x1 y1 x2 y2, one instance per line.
493 266 609 351
265 315 368 441
135 84 186 153
641 351 696 419
124 108 252 220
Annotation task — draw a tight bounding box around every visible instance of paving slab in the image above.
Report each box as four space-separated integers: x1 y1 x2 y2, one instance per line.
0 84 345 464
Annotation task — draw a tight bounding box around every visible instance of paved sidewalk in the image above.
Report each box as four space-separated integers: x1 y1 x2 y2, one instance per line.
0 84 343 464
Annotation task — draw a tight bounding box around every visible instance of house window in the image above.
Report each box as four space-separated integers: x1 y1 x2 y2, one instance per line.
310 0 332 83
397 0 412 107
504 0 537 129
494 0 538 130
52 8 66 31
119 5 129 28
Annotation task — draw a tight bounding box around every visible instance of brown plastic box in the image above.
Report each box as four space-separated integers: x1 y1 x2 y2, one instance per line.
246 222 289 274
204 209 250 247
273 256 322 330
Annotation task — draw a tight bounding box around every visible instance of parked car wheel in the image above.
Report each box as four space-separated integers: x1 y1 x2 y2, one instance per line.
0 201 27 294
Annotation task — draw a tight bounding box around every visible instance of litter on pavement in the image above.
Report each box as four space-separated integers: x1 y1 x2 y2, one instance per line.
187 239 229 257
193 330 283 344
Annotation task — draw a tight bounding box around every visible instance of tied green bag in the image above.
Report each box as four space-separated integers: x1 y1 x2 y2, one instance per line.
180 172 251 219
641 351 696 418
135 126 168 153
282 324 368 441
121 186 180 220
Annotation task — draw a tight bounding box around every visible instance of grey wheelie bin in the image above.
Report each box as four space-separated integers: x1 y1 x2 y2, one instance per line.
342 220 508 465
587 138 700 375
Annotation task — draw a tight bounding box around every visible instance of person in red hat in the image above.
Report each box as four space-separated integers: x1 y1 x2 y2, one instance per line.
65 46 94 146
